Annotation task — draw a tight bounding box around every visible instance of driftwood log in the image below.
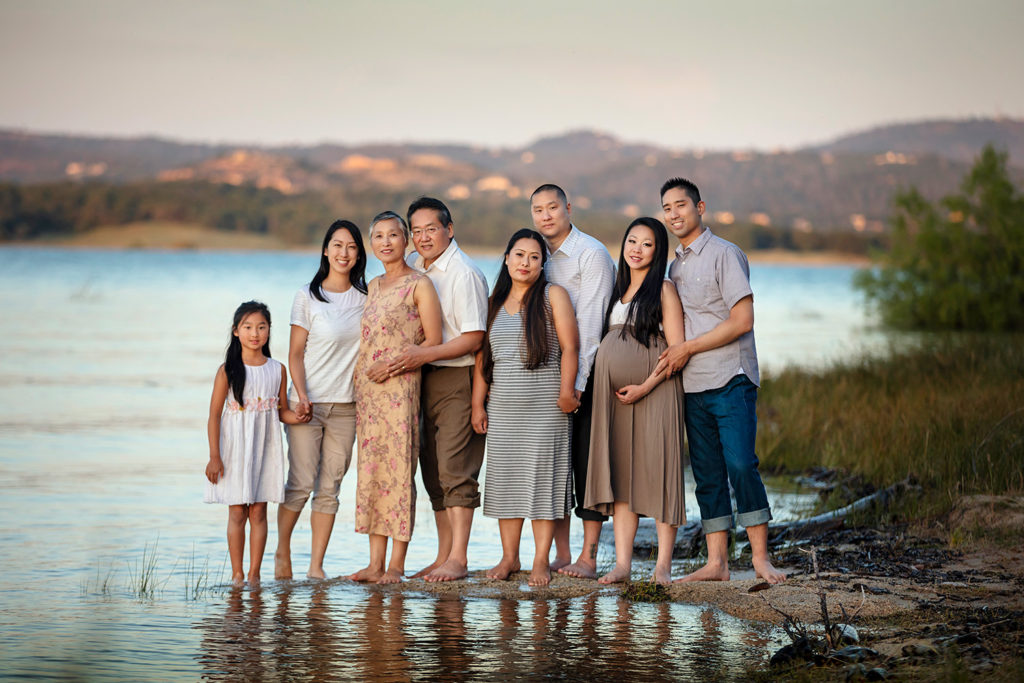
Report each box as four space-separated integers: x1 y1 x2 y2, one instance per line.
599 477 920 558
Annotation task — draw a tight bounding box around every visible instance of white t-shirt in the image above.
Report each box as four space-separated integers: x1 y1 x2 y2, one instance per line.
407 239 488 368
288 284 366 403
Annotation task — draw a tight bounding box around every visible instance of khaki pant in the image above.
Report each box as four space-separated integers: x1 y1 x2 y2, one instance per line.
283 402 356 514
419 365 485 510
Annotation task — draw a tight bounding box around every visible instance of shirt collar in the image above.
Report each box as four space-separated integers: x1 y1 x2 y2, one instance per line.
417 238 460 272
548 225 581 258
675 227 712 257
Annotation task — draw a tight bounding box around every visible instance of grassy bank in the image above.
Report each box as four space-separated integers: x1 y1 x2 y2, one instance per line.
757 334 1024 524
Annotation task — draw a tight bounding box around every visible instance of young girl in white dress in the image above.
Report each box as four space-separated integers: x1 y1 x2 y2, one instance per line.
205 301 307 586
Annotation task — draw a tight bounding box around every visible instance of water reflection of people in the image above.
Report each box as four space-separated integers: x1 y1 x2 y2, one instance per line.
197 587 270 679
353 592 412 680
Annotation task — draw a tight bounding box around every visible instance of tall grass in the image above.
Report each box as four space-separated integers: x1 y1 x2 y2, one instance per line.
757 334 1024 518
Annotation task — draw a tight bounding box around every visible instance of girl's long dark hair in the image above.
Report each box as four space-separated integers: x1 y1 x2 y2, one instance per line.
309 220 368 301
225 301 272 405
607 217 670 347
482 229 551 379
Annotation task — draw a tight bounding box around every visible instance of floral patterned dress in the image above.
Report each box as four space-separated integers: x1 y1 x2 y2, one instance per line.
353 272 425 541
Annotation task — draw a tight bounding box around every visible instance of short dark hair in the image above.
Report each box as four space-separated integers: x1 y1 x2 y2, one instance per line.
660 177 701 204
406 196 452 229
530 183 568 206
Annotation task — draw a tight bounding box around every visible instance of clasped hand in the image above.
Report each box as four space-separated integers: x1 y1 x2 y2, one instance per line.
557 391 581 414
656 341 692 376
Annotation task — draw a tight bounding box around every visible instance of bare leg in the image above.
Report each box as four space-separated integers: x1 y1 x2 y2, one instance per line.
653 521 678 585
426 506 473 582
529 520 555 586
412 509 451 578
747 523 786 584
227 504 247 585
378 539 408 584
551 517 571 571
307 510 335 579
674 529 730 582
599 502 636 584
487 518 523 580
347 533 387 582
558 519 601 579
275 504 301 579
247 503 268 586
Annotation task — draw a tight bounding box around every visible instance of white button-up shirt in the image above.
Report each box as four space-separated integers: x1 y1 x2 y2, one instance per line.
407 239 489 368
544 225 615 392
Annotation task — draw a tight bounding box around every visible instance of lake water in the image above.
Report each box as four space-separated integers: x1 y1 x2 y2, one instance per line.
0 246 880 680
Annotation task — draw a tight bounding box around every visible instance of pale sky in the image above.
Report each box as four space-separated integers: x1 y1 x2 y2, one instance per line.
1 0 1022 150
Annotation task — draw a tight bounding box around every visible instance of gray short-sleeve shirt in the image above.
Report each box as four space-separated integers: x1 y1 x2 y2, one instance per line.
668 228 760 392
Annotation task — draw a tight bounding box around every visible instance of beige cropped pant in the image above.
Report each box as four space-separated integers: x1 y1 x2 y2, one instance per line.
283 402 356 514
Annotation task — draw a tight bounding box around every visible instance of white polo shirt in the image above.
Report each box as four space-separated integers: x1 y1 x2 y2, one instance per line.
407 239 489 368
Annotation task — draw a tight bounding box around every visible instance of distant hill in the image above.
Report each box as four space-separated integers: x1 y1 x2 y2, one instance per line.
817 118 1024 165
1 118 1021 239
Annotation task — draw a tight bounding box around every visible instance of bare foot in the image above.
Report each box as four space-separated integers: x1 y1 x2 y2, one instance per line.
550 554 571 572
597 564 632 584
246 572 261 588
425 558 468 583
486 557 521 580
306 566 326 579
231 573 245 587
347 566 384 582
653 566 672 585
274 550 292 580
528 558 551 586
377 568 404 585
410 559 442 579
557 559 597 579
673 561 730 583
753 557 787 584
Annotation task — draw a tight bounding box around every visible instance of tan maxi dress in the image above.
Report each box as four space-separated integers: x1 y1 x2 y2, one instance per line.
584 298 686 525
353 272 425 541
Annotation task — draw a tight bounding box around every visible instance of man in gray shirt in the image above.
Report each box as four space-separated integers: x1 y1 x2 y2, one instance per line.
658 177 786 584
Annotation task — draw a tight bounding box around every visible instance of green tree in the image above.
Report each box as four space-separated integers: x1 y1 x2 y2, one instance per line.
855 145 1024 331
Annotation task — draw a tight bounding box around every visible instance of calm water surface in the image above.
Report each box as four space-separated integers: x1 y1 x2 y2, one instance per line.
0 247 880 680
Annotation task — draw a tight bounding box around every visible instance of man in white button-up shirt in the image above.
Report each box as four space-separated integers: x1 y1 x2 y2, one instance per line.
388 197 489 582
531 184 615 579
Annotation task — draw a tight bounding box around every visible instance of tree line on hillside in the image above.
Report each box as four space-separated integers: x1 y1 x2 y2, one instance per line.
0 179 885 254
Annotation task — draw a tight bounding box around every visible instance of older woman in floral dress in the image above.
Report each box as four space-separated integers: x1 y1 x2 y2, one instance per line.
348 211 442 584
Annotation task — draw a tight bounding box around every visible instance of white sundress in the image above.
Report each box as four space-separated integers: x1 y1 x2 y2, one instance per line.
204 358 286 505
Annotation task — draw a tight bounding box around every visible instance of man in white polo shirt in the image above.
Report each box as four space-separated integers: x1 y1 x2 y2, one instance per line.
530 183 615 579
388 196 489 582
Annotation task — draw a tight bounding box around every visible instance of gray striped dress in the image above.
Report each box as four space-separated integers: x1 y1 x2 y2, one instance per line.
482 287 572 520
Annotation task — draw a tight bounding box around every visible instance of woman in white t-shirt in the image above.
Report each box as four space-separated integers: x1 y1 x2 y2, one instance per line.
274 220 368 580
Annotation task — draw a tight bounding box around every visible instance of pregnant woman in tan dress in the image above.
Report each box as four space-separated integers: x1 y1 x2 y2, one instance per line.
584 216 686 585
349 211 442 584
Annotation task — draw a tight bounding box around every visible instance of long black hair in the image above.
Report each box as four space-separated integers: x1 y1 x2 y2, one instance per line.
607 217 670 347
482 229 551 379
309 220 368 301
225 301 272 406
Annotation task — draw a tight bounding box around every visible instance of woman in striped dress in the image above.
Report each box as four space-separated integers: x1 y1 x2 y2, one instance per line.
471 229 579 587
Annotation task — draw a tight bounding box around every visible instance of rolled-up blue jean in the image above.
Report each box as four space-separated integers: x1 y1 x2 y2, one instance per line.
684 374 772 534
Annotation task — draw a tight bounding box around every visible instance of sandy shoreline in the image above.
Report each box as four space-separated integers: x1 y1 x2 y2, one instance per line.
4 223 870 266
